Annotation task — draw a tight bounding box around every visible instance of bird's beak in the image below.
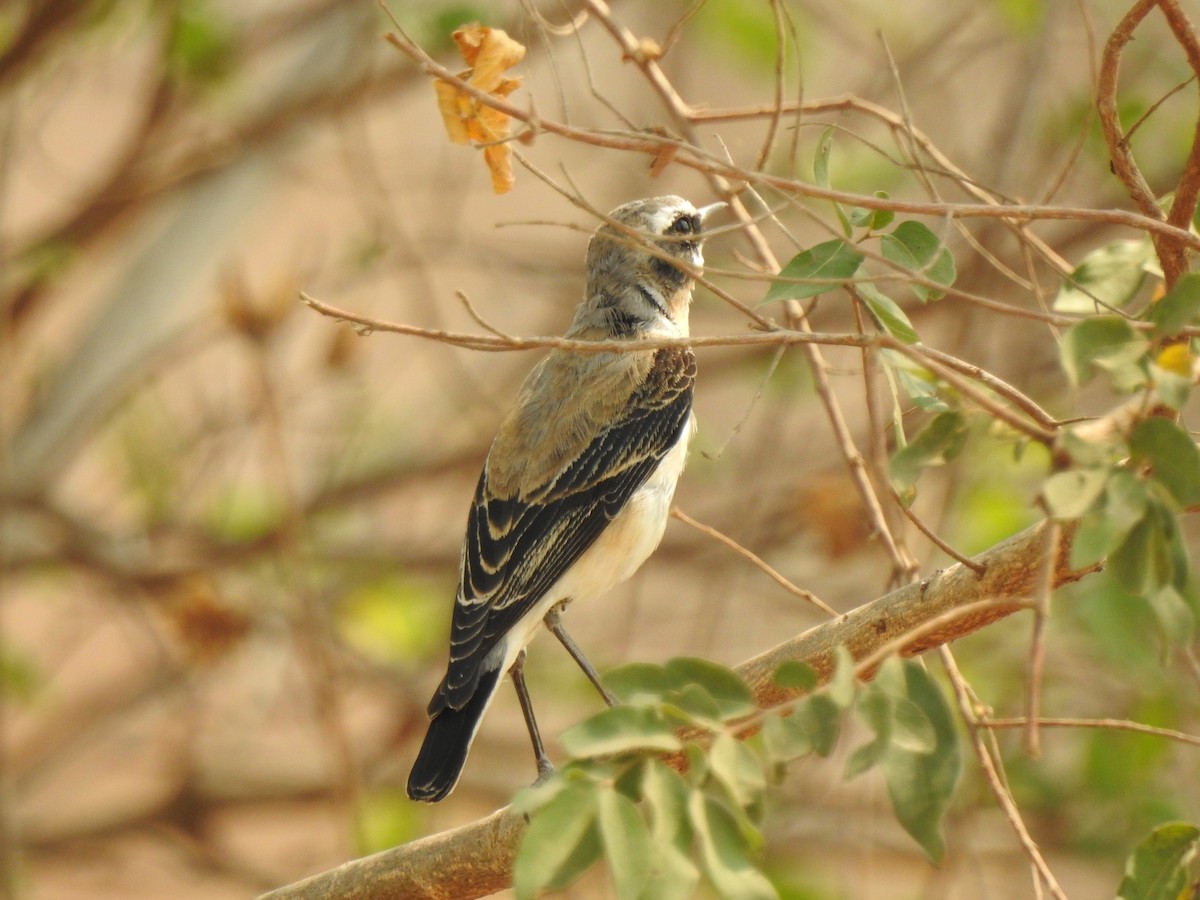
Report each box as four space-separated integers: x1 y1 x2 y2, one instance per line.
697 201 729 227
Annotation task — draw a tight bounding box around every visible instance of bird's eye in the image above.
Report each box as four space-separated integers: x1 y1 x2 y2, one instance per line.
667 214 698 236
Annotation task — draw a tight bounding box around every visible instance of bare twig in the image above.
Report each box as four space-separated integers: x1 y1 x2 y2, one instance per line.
940 648 1069 900
670 508 837 617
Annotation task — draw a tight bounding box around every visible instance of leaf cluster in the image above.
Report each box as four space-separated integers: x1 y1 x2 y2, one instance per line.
512 652 960 899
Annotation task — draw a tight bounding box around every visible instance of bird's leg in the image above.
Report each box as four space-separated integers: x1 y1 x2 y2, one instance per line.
509 649 554 784
544 603 618 707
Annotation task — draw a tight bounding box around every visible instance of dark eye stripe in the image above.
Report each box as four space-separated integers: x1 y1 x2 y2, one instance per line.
667 213 699 236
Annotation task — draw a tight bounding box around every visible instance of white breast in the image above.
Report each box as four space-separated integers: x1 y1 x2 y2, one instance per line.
498 414 696 666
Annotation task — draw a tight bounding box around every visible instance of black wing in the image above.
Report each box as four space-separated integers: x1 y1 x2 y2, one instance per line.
433 347 695 713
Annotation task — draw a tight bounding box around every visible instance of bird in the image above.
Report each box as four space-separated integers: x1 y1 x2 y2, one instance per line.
406 195 726 802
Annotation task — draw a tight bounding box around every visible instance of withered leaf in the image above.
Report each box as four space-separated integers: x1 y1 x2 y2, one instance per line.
433 23 525 194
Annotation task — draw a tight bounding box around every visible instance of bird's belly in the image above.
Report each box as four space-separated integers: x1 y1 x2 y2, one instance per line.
509 418 694 654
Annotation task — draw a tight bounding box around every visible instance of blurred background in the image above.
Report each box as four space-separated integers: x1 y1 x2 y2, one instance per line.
2 0 1197 897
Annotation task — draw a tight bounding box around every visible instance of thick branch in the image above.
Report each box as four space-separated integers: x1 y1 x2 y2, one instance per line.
258 519 1096 900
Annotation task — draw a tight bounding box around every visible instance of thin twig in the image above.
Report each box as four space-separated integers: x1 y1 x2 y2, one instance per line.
983 716 1200 749
891 491 987 575
670 508 837 617
940 648 1069 900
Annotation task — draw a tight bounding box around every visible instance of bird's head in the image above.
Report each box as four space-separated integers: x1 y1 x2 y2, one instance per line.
580 195 726 336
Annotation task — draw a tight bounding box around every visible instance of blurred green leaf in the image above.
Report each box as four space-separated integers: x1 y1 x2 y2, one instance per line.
857 283 920 343
514 780 601 899
763 240 864 303
356 788 423 853
1147 273 1200 337
1116 821 1199 900
1148 585 1194 646
814 127 852 237
879 662 961 862
773 660 818 692
1109 512 1170 596
204 486 284 542
0 643 41 703
1060 316 1149 390
826 645 858 708
166 0 237 87
709 733 766 809
890 411 968 496
560 706 682 758
640 763 700 900
337 576 445 663
663 658 756 720
1129 418 1200 507
880 221 956 301
1043 467 1109 519
761 713 813 763
992 0 1046 33
850 192 895 231
605 662 673 705
597 789 652 900
690 792 779 900
1054 239 1154 314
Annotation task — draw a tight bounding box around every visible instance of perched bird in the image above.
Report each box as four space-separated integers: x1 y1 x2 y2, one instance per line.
407 195 725 802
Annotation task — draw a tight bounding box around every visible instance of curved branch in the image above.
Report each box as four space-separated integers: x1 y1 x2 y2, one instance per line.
257 519 1096 900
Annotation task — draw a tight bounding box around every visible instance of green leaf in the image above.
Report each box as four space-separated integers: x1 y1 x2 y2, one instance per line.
889 411 968 495
598 789 653 900
814 127 852 237
708 732 766 808
1042 467 1109 519
1060 316 1149 389
763 240 864 303
1108 510 1171 598
514 781 601 899
1116 821 1200 900
880 221 956 301
802 694 843 757
665 683 725 729
844 737 886 779
690 793 779 900
857 283 920 343
889 695 938 754
560 706 682 758
1149 585 1195 646
813 126 833 189
761 713 814 763
879 662 961 862
1148 273 1200 337
165 0 237 87
850 192 895 231
1129 418 1200 507
1106 470 1152 537
1054 238 1154 314
664 658 757 720
1070 513 1116 570
826 645 859 708
604 662 672 705
640 766 701 900
772 660 818 692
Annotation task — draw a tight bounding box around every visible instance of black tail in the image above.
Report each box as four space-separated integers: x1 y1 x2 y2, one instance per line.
407 665 502 802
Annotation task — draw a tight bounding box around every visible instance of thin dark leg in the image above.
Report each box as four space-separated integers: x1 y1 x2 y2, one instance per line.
544 603 617 707
510 649 554 784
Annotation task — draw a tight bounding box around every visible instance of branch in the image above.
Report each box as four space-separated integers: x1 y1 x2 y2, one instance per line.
257 519 1096 900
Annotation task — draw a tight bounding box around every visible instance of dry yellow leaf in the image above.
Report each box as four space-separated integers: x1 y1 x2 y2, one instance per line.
433 23 526 194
